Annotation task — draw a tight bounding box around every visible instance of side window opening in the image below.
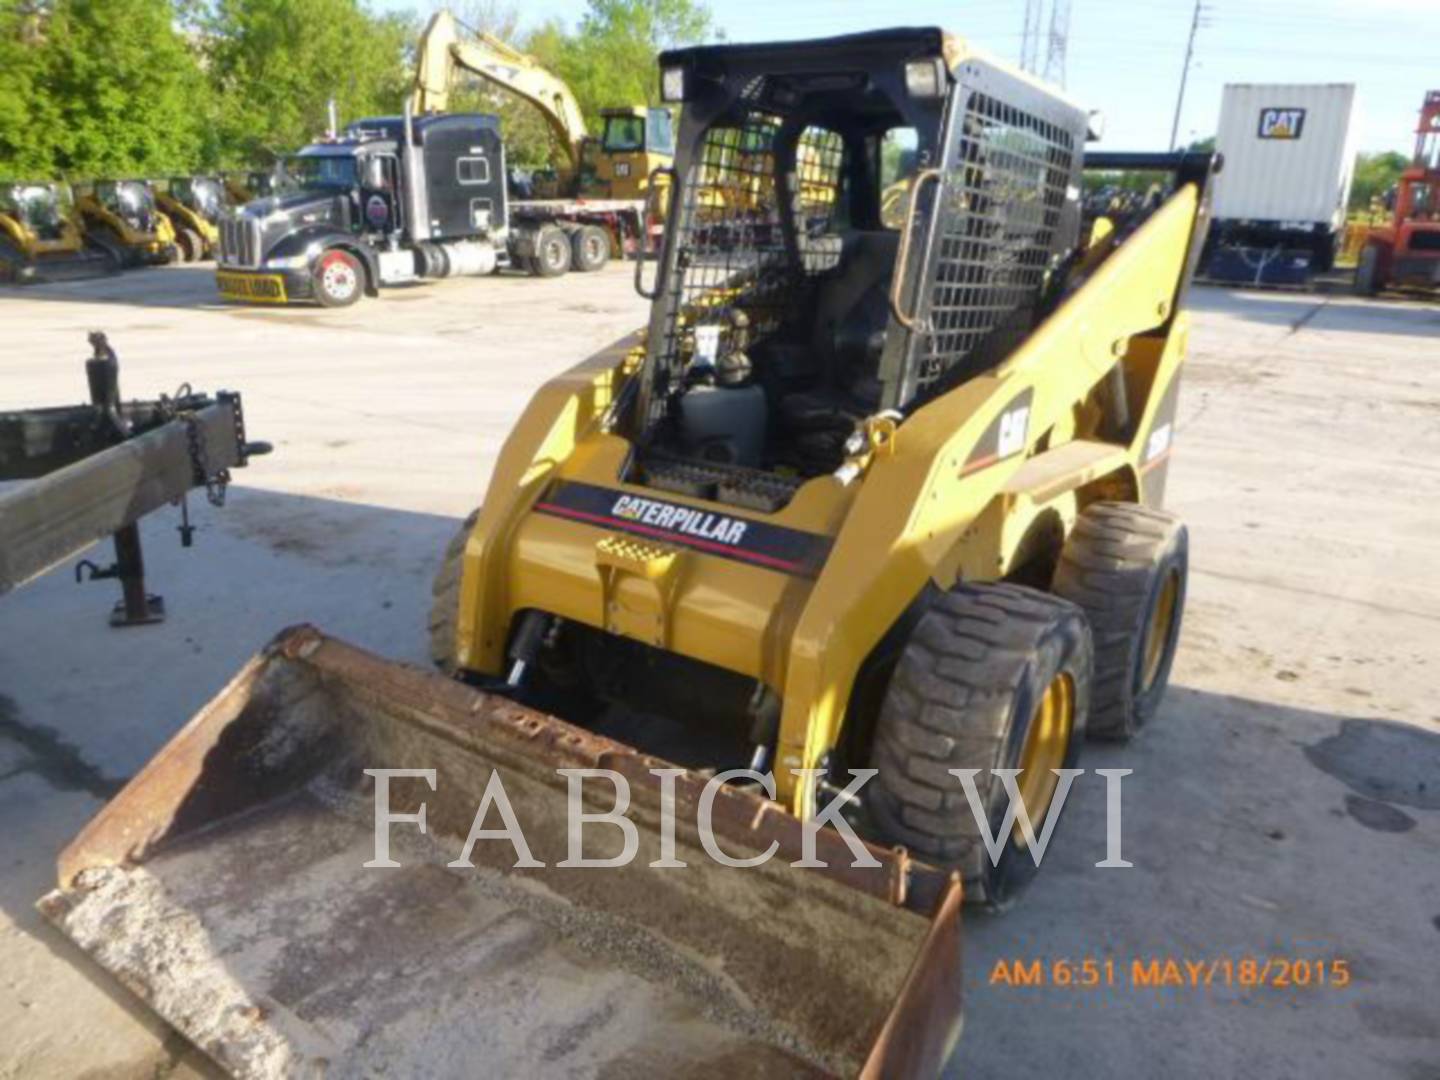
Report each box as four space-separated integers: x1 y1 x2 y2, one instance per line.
879 127 920 229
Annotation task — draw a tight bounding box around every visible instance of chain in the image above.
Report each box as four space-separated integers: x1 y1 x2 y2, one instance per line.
184 411 230 507
159 386 230 508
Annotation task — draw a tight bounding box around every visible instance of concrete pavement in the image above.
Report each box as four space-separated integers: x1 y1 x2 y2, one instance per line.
0 265 1436 1077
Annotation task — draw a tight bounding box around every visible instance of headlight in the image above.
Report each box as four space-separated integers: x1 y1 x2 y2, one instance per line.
661 66 685 103
904 58 946 99
265 253 309 269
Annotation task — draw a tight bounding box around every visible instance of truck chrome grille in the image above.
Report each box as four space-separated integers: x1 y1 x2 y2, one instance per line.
219 215 261 268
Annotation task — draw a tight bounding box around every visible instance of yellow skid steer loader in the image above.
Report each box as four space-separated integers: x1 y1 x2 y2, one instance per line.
74 179 178 268
42 28 1215 1078
0 181 115 282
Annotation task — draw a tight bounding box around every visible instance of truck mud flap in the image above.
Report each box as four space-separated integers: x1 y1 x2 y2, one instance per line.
38 626 962 1078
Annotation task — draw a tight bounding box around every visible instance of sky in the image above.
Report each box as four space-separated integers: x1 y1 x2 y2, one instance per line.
378 0 1440 156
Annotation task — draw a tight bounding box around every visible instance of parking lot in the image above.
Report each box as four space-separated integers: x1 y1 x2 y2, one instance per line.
2 264 1438 1077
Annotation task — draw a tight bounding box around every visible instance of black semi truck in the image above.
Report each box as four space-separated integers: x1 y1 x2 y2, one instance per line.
216 110 630 306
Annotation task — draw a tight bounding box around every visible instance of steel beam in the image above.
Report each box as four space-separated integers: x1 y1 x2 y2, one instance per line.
0 401 243 596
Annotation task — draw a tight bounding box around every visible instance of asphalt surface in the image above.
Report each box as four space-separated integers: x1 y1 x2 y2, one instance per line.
1 263 1437 1078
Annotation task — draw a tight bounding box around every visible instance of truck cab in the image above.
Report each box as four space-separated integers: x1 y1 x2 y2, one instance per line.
215 112 509 306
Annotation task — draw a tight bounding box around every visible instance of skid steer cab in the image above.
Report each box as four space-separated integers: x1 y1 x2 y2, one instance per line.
437 26 1217 909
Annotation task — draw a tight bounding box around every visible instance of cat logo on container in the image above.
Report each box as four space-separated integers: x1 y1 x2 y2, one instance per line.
1257 107 1306 140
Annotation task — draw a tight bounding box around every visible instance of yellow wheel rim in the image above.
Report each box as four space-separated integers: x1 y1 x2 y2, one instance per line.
1140 570 1180 693
1014 672 1075 847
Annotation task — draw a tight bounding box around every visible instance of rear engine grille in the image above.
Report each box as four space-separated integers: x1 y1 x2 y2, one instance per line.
637 454 801 513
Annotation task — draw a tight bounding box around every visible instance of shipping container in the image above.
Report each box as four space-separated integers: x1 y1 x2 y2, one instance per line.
1202 83 1359 286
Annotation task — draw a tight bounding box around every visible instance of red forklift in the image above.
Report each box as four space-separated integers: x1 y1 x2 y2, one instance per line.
1355 90 1440 294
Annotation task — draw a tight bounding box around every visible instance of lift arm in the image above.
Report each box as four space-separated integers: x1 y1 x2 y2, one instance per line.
412 10 588 173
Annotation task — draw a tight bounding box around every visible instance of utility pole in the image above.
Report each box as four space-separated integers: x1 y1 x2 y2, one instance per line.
1169 0 1209 151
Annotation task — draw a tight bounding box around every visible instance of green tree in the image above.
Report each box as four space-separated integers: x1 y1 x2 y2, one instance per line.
1349 150 1408 212
14 0 209 178
531 0 716 133
0 2 57 179
202 0 414 167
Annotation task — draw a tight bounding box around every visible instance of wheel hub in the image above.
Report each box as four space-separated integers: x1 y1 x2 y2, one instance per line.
322 258 356 297
1140 570 1180 693
1014 672 1074 846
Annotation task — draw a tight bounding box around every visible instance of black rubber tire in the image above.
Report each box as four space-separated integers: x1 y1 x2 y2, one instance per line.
314 248 363 307
178 227 205 263
429 509 480 675
87 225 132 269
0 235 25 283
1354 245 1379 297
533 226 571 277
868 583 1092 908
571 225 610 272
1052 502 1187 741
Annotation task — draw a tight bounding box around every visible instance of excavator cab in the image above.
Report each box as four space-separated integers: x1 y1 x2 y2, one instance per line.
579 106 677 201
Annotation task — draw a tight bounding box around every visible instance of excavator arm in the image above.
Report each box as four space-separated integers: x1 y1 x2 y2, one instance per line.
413 10 588 174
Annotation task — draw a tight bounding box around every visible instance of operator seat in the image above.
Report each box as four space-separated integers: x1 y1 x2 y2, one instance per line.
778 229 900 465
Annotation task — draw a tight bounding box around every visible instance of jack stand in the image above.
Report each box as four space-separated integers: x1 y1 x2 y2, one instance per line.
75 525 165 627
109 525 165 626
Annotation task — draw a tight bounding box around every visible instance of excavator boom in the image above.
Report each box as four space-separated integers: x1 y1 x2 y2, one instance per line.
413 10 588 173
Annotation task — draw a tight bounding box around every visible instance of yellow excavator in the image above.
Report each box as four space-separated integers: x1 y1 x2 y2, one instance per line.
0 181 116 282
42 27 1216 1078
73 180 178 268
413 10 674 205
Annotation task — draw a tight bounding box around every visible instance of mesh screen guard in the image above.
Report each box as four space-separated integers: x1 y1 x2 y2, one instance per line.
642 81 850 429
887 64 1085 407
635 53 1087 443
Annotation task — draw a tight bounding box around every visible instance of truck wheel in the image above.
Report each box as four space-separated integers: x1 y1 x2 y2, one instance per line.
571 225 610 272
533 226 571 277
1354 245 1379 296
1052 502 1187 741
429 509 480 675
314 249 363 307
868 583 1091 908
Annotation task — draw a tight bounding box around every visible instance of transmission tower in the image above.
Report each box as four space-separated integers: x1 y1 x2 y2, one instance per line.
1019 0 1043 74
1019 0 1072 88
1042 0 1072 88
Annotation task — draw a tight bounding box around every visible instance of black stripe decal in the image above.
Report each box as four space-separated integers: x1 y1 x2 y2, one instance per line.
534 481 833 577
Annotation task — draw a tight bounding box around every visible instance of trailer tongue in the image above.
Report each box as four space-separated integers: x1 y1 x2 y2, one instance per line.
39 627 961 1078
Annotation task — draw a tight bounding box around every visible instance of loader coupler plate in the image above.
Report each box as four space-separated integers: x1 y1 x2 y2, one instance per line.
39 627 962 1079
